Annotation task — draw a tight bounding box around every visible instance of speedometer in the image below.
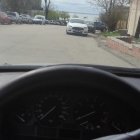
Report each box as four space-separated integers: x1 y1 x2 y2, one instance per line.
74 96 98 131
35 93 70 127
15 107 34 124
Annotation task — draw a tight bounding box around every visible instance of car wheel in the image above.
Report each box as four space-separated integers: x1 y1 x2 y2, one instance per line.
101 29 106 32
83 34 88 37
92 30 95 34
66 30 69 35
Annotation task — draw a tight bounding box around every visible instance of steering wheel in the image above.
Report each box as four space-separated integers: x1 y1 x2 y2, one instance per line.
0 65 140 140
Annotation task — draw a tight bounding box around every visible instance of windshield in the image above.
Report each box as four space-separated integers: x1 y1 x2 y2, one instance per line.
85 21 93 25
69 19 85 24
6 12 16 17
34 15 45 19
0 0 139 68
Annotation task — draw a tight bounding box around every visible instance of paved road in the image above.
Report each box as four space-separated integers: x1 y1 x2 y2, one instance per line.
0 24 133 67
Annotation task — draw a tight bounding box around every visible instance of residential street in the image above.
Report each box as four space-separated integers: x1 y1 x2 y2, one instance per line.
0 25 134 67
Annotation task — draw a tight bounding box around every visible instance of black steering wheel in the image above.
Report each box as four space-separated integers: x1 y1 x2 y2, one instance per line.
0 65 140 140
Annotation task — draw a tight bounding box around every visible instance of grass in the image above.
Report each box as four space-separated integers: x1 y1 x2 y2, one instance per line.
101 31 120 37
133 38 140 43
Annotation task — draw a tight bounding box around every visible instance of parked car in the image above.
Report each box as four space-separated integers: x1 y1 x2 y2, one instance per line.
18 15 24 24
0 11 11 24
54 20 61 25
60 20 67 26
20 14 33 24
48 20 55 25
66 18 88 36
6 11 21 24
85 21 95 33
94 22 107 32
47 20 51 24
45 20 48 24
33 15 45 24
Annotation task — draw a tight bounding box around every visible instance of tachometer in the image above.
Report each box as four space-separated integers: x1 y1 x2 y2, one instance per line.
14 105 35 125
74 96 98 131
35 93 70 127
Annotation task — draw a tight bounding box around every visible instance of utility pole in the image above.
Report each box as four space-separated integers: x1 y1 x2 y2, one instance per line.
45 0 47 19
44 0 50 19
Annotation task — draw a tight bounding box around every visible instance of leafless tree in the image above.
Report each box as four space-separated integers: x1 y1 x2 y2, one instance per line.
0 0 41 13
89 0 130 31
89 0 129 12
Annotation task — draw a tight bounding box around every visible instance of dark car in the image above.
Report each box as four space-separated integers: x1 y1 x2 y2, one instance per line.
94 22 107 32
60 20 67 26
85 21 95 33
0 11 11 24
54 20 61 25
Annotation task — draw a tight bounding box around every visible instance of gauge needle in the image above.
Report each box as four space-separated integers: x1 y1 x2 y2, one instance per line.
76 111 95 120
40 106 56 120
111 122 122 132
80 121 88 126
16 115 25 123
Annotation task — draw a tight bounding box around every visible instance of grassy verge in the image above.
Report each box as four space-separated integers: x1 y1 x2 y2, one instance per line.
133 38 140 43
101 31 120 37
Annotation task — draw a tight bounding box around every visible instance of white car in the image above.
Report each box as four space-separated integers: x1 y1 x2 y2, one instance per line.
33 15 45 24
66 18 88 36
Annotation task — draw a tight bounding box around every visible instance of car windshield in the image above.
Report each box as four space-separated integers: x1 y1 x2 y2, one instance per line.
85 21 93 25
35 15 44 19
0 0 139 68
21 14 27 17
7 12 16 16
69 19 85 24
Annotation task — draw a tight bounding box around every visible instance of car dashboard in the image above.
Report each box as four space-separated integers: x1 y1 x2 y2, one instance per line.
0 64 139 140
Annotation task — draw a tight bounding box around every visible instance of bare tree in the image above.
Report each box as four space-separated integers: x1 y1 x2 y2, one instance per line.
59 11 70 20
89 0 129 12
89 0 129 31
0 0 41 13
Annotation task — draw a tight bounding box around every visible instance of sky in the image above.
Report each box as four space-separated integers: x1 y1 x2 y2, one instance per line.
42 0 101 15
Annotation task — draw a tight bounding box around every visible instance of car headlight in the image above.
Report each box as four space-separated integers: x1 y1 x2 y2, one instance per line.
84 27 88 30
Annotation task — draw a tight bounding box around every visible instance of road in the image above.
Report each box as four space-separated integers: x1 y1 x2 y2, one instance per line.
0 24 133 67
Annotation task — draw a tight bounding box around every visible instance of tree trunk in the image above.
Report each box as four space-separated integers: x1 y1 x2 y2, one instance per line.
135 17 140 38
45 7 48 19
45 0 50 19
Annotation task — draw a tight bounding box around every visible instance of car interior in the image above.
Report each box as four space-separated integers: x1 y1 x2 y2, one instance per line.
0 64 140 140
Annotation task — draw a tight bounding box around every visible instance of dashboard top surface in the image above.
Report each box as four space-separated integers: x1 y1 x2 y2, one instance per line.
0 65 139 90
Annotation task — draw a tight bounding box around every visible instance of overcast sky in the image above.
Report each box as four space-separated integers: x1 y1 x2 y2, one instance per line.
42 0 101 15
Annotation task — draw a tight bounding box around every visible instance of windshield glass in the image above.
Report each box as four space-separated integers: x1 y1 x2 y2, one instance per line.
36 17 44 19
85 21 93 25
6 12 16 17
69 19 85 24
0 0 139 68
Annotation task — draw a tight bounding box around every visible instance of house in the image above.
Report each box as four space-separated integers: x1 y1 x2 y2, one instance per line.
127 0 140 36
116 6 129 29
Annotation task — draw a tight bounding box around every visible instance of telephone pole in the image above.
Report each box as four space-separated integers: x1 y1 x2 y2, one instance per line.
45 0 47 19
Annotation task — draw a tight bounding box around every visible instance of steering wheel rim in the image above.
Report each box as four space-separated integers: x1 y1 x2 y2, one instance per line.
0 65 140 111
